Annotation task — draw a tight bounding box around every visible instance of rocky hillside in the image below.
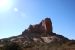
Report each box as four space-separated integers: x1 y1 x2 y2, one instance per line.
0 18 75 50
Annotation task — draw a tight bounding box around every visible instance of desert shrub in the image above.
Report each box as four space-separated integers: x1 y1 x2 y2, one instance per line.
4 42 22 50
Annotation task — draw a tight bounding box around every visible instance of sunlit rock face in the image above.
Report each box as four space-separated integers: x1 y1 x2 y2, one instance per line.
22 18 53 37
42 18 53 33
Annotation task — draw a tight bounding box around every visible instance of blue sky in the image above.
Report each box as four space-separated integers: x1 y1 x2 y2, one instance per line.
0 0 75 39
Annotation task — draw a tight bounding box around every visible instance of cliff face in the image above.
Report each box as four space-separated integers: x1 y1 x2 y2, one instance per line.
42 18 53 33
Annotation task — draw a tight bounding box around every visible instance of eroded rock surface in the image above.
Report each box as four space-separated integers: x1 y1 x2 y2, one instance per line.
22 18 53 37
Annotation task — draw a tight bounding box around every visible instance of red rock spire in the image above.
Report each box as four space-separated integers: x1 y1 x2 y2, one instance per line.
43 18 53 33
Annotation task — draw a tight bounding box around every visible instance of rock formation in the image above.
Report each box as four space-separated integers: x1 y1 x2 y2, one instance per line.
22 18 53 36
0 17 72 50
